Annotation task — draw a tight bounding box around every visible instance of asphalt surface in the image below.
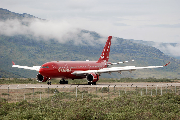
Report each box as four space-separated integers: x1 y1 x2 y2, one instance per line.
0 82 180 89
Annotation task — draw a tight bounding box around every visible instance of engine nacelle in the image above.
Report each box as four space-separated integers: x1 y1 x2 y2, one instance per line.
36 73 48 82
87 73 99 83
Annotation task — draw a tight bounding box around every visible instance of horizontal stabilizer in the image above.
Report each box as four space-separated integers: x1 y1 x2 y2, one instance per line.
108 60 134 66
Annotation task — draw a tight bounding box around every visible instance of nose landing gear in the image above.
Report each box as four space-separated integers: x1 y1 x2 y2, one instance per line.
88 82 96 85
47 78 51 85
47 81 51 85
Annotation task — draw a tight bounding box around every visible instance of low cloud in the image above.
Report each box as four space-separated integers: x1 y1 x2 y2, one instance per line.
0 18 106 45
153 43 180 57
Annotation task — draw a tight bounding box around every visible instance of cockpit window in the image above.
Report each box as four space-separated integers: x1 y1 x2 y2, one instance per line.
41 66 49 68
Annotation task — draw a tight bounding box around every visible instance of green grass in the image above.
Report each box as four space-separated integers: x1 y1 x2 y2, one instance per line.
0 93 180 119
1 93 9 96
99 77 177 83
0 78 39 84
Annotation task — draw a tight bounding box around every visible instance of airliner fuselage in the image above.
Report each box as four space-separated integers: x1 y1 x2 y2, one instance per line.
39 61 107 79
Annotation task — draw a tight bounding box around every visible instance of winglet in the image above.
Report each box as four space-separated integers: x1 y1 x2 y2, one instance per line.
164 62 170 66
12 61 15 65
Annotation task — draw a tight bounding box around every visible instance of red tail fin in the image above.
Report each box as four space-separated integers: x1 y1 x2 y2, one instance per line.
97 36 112 62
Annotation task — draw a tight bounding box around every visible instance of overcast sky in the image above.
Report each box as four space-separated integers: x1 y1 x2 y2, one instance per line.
1 0 180 43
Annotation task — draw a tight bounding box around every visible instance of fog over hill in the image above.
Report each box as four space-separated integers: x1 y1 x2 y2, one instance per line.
129 39 180 60
0 8 180 79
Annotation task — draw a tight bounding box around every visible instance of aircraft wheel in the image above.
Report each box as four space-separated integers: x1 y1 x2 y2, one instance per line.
47 81 51 85
60 80 68 84
59 80 63 84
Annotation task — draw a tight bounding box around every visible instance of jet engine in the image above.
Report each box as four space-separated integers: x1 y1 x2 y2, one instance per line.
87 73 99 85
36 73 48 82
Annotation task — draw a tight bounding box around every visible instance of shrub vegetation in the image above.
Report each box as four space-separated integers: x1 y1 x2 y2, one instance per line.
0 93 180 119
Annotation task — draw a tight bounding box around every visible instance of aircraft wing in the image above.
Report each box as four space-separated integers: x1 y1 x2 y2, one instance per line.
12 61 40 71
72 62 170 75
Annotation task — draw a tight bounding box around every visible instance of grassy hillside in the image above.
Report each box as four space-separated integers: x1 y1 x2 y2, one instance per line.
0 69 23 78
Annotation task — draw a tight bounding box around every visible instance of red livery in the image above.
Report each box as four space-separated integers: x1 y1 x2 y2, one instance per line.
12 36 170 85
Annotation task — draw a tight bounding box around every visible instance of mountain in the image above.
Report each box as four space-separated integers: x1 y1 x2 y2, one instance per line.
0 8 180 79
0 68 23 78
0 8 43 21
129 39 180 60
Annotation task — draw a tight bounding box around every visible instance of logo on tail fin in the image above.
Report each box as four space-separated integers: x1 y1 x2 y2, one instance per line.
97 36 112 62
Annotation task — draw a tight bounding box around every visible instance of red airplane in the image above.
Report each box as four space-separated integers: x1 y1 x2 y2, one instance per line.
12 36 170 85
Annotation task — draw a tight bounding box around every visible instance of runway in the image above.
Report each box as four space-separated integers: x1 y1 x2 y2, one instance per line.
1 82 180 89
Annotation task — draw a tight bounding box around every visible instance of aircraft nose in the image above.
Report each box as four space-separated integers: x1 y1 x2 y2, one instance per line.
39 68 47 76
39 68 44 74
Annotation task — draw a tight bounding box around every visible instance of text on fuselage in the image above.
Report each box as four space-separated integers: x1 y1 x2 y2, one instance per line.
58 68 71 72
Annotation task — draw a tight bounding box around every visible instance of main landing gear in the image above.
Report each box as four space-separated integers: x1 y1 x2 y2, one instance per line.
59 79 68 84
